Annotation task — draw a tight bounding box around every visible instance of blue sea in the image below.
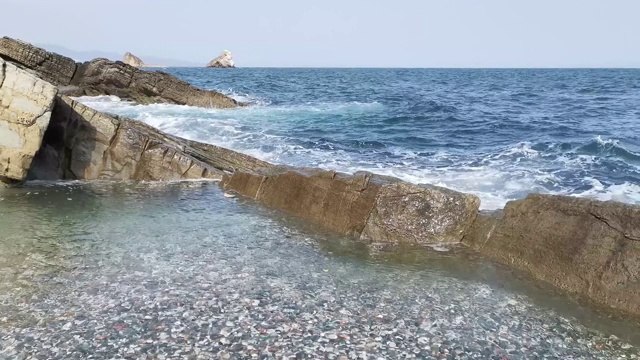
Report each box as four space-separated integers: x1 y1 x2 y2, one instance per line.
77 68 640 209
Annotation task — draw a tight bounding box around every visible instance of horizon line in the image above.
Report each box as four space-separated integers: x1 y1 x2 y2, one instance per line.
159 66 640 70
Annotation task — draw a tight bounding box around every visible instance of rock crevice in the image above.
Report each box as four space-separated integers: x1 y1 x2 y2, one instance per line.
589 211 640 242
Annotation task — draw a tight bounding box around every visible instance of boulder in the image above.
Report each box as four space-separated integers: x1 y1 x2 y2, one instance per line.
0 58 57 181
222 169 480 243
361 182 480 244
0 37 239 108
463 194 640 315
28 96 272 181
206 50 235 68
0 37 77 86
70 58 239 108
123 52 145 67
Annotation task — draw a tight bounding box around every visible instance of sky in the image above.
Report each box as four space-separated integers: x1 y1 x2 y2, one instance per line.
0 0 638 68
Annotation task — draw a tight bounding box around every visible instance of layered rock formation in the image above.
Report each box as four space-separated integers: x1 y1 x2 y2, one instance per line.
28 96 270 181
70 59 238 107
0 58 57 181
123 52 145 67
0 37 238 108
0 37 76 86
222 168 480 244
206 50 235 68
464 195 640 315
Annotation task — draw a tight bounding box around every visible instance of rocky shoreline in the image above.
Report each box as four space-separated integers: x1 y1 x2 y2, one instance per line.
1 38 639 319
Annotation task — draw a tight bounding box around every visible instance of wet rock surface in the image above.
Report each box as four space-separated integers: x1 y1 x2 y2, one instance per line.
1 182 638 359
361 181 480 244
223 169 480 244
464 194 640 317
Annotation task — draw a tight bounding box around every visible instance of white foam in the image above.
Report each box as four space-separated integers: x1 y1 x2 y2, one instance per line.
502 142 540 158
221 88 271 106
572 179 640 204
72 96 640 211
594 135 620 147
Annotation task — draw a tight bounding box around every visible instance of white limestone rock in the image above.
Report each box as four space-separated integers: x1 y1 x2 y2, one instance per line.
0 58 57 181
206 50 235 68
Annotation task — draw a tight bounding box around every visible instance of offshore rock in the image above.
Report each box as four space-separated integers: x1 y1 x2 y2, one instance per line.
464 194 640 316
206 50 235 68
123 52 145 67
222 168 480 243
0 37 239 108
28 96 271 181
0 58 57 181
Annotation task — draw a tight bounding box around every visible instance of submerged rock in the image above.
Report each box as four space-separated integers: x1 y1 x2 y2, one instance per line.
0 37 238 108
0 58 57 181
122 52 145 67
464 194 640 316
206 50 235 68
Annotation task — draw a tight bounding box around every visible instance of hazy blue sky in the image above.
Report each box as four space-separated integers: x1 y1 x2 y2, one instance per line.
1 0 638 67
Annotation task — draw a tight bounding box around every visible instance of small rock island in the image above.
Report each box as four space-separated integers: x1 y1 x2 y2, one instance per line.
206 50 235 68
123 52 145 67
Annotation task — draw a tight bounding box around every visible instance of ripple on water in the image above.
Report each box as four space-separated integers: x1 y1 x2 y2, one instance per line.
0 182 639 359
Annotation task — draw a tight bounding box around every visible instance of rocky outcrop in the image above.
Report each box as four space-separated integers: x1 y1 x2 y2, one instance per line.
0 58 57 181
206 50 235 68
463 194 640 315
222 168 480 244
0 37 238 108
3 38 640 319
361 182 480 244
224 167 640 316
123 52 145 67
28 96 271 181
69 58 239 107
0 37 77 86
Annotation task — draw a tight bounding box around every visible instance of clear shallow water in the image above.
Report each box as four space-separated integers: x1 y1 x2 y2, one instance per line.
77 68 640 209
1 182 640 359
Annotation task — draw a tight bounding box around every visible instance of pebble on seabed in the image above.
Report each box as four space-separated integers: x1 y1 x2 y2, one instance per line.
0 184 639 359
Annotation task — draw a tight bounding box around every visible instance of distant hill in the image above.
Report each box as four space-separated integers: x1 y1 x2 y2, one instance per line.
36 43 201 67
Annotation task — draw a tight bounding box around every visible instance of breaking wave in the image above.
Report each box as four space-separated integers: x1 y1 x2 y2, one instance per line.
73 68 640 210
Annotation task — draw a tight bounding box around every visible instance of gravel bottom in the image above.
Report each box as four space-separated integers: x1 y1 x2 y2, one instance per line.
0 182 639 360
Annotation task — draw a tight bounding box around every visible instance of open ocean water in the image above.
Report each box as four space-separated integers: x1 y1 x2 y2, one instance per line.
77 68 640 210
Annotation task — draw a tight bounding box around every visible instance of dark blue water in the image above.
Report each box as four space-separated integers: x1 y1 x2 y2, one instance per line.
78 68 640 209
